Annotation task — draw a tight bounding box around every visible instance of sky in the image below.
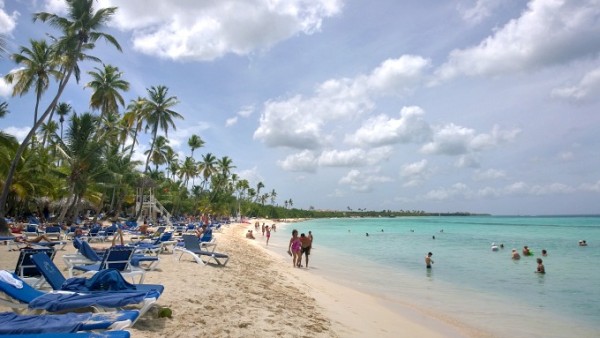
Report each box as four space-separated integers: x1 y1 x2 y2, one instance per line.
0 0 600 216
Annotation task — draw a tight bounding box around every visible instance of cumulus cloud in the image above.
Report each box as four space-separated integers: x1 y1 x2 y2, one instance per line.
436 0 600 81
318 146 392 167
254 55 430 149
551 66 600 102
458 0 503 24
345 106 431 147
2 126 30 142
97 0 342 61
225 117 238 127
277 150 318 172
0 0 18 34
421 124 520 156
400 159 430 187
473 168 506 181
226 105 254 127
338 168 392 192
0 76 12 97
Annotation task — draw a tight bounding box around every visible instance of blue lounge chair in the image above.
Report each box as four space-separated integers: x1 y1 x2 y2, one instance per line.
14 248 55 287
71 246 145 283
31 253 163 294
0 271 158 319
0 310 138 333
0 331 130 338
44 226 62 241
175 234 229 266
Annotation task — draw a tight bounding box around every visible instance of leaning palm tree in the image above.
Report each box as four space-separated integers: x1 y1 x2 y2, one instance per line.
142 85 182 174
4 39 60 126
0 0 121 225
122 97 147 160
85 63 129 118
187 134 204 158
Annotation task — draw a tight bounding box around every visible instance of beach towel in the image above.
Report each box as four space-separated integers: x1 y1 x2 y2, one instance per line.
61 268 136 292
28 290 160 312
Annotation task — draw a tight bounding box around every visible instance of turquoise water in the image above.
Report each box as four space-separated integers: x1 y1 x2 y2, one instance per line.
267 216 600 337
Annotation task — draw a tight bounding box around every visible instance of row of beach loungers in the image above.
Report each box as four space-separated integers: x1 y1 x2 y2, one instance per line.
0 222 230 336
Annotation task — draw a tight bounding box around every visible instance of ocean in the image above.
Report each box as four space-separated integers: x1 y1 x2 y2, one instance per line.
264 216 600 338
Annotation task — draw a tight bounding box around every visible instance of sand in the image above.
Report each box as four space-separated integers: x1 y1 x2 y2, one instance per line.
0 221 469 337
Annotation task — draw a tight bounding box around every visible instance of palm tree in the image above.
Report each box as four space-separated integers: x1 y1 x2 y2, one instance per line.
198 152 217 192
0 102 8 119
217 156 235 177
144 135 170 171
122 97 147 159
4 39 60 126
142 85 182 173
255 181 265 203
0 0 121 222
40 120 59 148
179 156 198 187
56 112 108 223
85 63 129 117
270 189 277 205
55 102 72 140
187 134 204 158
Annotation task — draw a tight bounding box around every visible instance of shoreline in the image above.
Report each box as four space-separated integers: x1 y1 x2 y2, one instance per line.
0 220 473 337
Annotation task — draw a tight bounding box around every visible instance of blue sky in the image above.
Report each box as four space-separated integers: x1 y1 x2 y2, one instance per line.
1 0 600 215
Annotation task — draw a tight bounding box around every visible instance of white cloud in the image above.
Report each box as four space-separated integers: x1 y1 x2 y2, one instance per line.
236 166 264 188
237 105 254 117
473 168 506 181
338 168 392 192
318 146 392 167
458 0 503 24
98 0 342 61
551 66 600 102
277 150 318 172
167 121 211 150
424 183 469 201
345 106 431 147
2 126 30 142
225 117 238 127
0 0 18 34
400 159 430 187
579 180 600 192
254 96 326 150
421 124 520 156
0 76 12 97
42 0 68 15
436 0 600 81
366 55 431 95
226 105 254 127
255 56 430 149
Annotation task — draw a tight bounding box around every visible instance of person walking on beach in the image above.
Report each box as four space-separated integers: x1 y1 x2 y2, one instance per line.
425 252 434 269
265 226 271 246
288 229 302 267
308 231 313 247
300 233 312 268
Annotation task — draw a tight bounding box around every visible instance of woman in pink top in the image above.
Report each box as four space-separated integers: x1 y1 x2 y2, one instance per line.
288 229 302 267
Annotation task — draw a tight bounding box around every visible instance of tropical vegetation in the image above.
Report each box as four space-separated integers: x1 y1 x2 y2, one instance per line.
0 0 294 234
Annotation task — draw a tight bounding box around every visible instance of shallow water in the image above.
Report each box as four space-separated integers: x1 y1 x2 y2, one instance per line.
265 216 600 338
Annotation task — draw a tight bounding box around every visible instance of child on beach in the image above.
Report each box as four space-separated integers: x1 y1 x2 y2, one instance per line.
288 229 302 267
265 226 271 246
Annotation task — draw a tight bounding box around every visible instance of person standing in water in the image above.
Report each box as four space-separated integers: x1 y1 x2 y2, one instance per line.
535 258 545 274
425 252 434 269
265 226 271 246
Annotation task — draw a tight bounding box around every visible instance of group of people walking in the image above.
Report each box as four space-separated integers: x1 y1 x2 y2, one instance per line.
288 229 313 268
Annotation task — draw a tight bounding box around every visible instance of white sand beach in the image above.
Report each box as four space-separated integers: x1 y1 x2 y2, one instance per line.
0 221 473 337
